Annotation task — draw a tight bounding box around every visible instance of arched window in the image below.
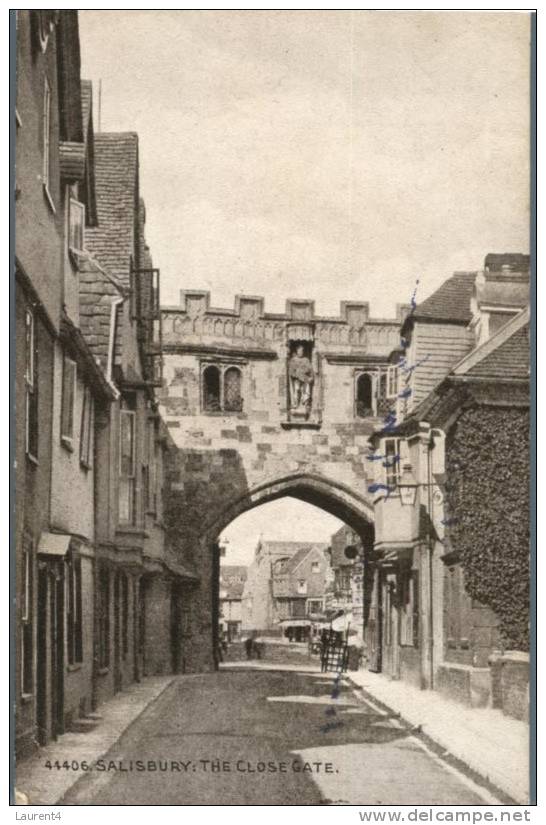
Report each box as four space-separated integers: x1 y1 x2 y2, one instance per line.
356 373 373 418
224 367 242 412
203 365 221 411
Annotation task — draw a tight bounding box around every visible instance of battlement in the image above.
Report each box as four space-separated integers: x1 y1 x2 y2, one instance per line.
163 290 410 326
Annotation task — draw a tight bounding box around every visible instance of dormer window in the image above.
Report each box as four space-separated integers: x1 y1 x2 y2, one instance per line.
68 198 85 251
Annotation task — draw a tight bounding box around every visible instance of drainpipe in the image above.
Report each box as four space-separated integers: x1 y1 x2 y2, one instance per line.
106 297 123 399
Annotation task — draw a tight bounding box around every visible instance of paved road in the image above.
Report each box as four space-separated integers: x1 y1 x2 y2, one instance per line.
62 667 494 805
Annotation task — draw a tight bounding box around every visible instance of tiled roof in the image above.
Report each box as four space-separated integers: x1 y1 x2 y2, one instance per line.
220 565 248 600
409 271 477 325
74 250 124 370
466 324 529 379
385 309 530 436
259 541 327 560
285 545 325 573
86 132 139 288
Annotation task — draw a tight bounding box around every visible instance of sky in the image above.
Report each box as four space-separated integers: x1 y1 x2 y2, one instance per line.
218 499 344 567
79 10 530 320
78 11 530 563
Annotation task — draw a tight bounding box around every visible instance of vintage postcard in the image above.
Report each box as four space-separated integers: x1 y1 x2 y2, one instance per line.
12 9 534 811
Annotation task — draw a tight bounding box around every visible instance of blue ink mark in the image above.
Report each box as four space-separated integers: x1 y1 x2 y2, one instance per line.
320 672 346 733
381 414 398 433
397 387 412 400
367 483 392 498
401 353 430 375
367 452 400 464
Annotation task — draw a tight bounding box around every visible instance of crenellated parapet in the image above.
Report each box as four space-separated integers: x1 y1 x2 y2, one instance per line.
162 291 408 354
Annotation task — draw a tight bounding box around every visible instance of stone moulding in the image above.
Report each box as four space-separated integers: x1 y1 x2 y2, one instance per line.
199 471 375 541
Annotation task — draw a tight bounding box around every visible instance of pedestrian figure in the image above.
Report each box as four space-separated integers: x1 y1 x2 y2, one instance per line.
244 635 253 660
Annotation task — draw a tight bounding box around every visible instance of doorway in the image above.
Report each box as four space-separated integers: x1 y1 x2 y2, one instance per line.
36 562 64 744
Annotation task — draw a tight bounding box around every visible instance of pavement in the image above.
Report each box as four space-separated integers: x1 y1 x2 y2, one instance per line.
346 669 529 805
14 663 529 806
15 676 175 805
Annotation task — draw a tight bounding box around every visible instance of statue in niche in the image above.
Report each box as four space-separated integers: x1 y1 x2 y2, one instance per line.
288 343 314 416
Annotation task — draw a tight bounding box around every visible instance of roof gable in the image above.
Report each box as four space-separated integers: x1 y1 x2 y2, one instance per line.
453 307 530 379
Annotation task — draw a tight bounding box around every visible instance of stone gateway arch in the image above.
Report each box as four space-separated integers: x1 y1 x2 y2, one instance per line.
158 291 408 671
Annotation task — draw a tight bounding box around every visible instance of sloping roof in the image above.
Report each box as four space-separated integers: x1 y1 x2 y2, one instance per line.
466 324 530 379
74 250 125 371
259 541 327 561
85 132 139 288
453 307 530 380
407 271 477 326
285 544 326 573
378 308 531 438
220 565 248 600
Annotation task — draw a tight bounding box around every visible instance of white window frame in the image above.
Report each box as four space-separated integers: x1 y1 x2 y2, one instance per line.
79 385 93 468
21 538 33 696
22 545 31 623
42 77 55 211
68 198 86 252
61 355 77 447
25 309 39 462
119 409 136 525
386 365 399 399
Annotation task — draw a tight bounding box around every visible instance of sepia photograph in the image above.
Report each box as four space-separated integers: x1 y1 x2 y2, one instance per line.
11 8 535 811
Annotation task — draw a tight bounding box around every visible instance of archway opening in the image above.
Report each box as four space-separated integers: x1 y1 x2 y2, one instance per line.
213 495 375 669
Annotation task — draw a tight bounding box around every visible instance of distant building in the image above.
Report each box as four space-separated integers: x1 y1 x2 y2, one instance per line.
241 541 328 637
219 566 247 640
326 525 368 643
271 544 329 640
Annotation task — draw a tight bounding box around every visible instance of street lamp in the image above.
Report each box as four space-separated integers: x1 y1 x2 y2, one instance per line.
398 463 418 507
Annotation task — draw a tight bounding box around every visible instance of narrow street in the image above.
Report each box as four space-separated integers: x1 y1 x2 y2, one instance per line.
61 666 494 806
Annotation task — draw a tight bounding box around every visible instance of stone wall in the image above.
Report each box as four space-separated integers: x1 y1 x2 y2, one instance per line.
159 292 403 672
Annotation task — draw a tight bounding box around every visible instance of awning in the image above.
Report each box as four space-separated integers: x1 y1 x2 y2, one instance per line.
38 532 72 557
331 611 353 632
279 619 311 628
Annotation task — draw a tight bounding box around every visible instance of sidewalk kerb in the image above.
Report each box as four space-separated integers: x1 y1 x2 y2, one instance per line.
345 672 522 806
